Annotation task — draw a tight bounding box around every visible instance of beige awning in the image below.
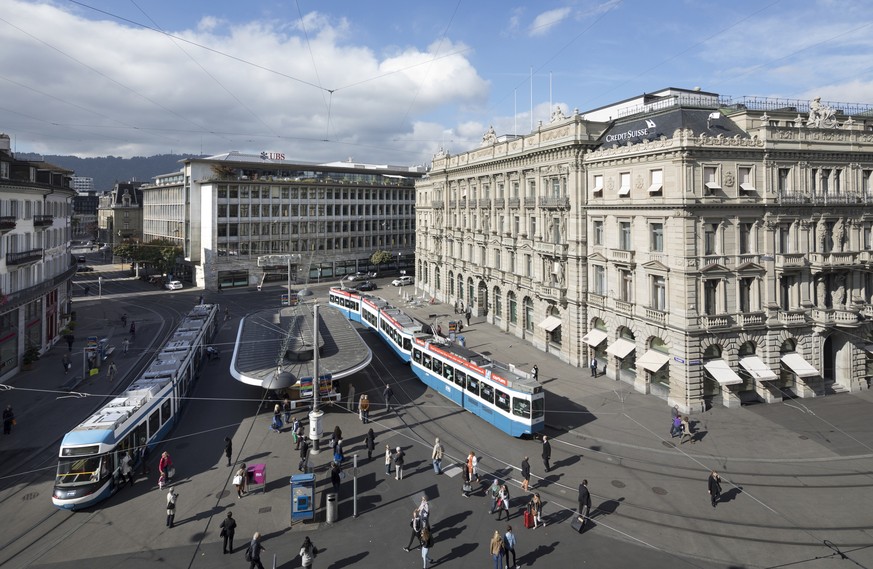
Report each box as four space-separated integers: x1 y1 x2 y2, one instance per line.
781 353 820 378
739 356 778 381
606 338 636 359
637 350 670 373
581 329 608 346
538 316 562 332
704 359 742 386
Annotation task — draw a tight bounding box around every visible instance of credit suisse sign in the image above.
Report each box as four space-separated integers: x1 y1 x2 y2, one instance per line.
604 119 657 144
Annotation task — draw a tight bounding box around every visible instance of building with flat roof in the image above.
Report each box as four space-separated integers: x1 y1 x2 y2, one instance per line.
415 89 873 412
0 132 76 381
142 153 424 290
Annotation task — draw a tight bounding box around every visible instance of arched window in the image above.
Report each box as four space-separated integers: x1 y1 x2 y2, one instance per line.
493 287 502 318
508 291 517 325
523 296 534 332
448 271 454 296
457 273 464 302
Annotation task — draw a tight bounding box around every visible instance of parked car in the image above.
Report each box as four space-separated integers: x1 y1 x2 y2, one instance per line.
357 281 377 291
76 265 94 273
165 280 183 290
77 255 87 263
346 271 368 281
391 276 414 287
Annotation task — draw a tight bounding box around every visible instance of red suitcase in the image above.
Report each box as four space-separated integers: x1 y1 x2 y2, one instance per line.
523 509 534 529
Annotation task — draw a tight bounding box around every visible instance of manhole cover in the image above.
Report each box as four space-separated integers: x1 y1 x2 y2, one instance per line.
611 480 625 488
22 492 39 501
799 435 809 440
652 487 668 495
216 490 230 499
258 506 272 514
661 441 676 448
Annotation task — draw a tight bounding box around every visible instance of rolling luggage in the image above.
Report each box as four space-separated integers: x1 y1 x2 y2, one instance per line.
570 513 586 533
523 508 534 529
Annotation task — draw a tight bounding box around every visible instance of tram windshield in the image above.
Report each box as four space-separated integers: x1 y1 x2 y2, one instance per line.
56 455 109 486
532 397 545 419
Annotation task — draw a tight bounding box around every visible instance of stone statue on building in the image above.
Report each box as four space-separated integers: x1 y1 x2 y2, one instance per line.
550 105 566 123
816 218 828 252
832 273 846 307
832 217 845 252
807 97 837 128
816 274 827 308
556 261 565 288
481 125 497 146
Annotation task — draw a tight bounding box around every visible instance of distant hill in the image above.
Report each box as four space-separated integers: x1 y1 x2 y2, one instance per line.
15 153 198 191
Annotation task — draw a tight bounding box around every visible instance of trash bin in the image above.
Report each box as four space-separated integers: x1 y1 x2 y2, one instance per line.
326 492 338 523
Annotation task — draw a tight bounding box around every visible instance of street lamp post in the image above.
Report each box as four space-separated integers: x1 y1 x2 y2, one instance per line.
308 302 323 453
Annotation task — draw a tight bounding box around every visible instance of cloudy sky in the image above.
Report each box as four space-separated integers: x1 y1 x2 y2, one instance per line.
2 0 873 165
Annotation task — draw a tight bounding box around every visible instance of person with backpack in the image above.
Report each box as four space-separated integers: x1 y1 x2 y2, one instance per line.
246 532 265 569
299 535 318 567
404 509 423 552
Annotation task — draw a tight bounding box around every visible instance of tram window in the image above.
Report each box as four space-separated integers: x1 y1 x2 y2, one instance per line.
403 337 412 351
512 397 531 418
413 348 422 363
160 400 172 425
134 424 148 450
443 365 454 382
148 410 160 437
432 359 443 375
495 388 510 412
455 370 466 388
423 354 431 368
467 376 480 396
480 383 494 404
531 397 544 419
56 456 101 484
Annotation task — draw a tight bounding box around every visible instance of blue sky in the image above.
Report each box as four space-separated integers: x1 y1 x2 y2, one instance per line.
2 0 873 166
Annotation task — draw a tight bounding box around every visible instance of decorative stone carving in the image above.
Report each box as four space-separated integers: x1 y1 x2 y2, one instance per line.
832 217 845 252
832 273 846 307
550 106 566 123
481 125 497 147
816 274 826 308
724 171 735 188
807 97 838 128
816 218 828 251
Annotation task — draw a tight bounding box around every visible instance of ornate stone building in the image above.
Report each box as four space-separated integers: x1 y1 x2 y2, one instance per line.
416 88 873 412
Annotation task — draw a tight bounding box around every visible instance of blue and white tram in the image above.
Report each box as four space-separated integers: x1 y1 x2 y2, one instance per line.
328 287 363 323
410 336 544 437
52 304 219 510
377 305 425 362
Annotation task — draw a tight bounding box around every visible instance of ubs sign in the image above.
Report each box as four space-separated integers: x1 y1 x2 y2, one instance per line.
604 119 657 144
260 151 286 161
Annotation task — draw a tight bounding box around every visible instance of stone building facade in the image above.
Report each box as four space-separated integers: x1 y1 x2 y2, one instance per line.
415 88 873 412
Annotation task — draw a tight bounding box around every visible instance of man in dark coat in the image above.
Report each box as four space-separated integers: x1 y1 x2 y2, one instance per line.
383 384 395 413
708 470 722 508
298 439 311 472
521 456 531 492
578 479 592 519
224 436 233 467
220 511 237 554
541 435 552 473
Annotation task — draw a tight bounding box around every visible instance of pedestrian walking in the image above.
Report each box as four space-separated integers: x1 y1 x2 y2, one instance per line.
283 397 292 423
520 456 531 492
270 403 283 432
670 414 682 438
432 437 444 474
680 416 695 444
578 479 592 521
165 487 178 528
330 461 342 495
299 536 318 568
541 435 552 473
531 364 538 382
530 492 545 528
299 439 311 472
234 463 248 497
359 394 370 423
121 313 128 326
394 446 406 480
106 361 118 382
129 321 136 337
294 419 304 450
122 337 130 355
219 511 236 554
420 526 435 567
489 529 505 569
62 353 71 374
138 440 150 475
121 451 135 487
404 509 423 551
383 384 395 412
465 305 472 326
461 461 472 498
224 436 233 467
671 404 680 420
330 425 342 449
365 428 376 460
590 357 598 377
246 532 266 569
504 525 518 569
417 494 431 527
708 470 722 508
65 333 74 351
158 451 174 484
3 406 15 435
471 451 480 482
496 483 510 521
488 479 501 514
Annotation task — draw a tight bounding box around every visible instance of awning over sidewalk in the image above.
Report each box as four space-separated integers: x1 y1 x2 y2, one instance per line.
703 359 743 385
606 338 636 359
581 329 608 346
637 349 670 373
781 353 820 378
739 356 778 381
537 316 562 332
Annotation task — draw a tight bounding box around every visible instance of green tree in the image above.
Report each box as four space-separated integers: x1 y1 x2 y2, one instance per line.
370 250 394 268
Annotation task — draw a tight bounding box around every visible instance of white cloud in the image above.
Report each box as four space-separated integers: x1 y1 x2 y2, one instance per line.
528 7 572 37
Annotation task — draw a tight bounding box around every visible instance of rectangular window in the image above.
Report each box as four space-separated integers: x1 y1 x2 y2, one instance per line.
652 275 666 310
495 388 510 412
552 217 561 243
650 222 664 252
512 181 519 198
778 224 791 254
592 174 604 195
863 170 872 195
466 376 480 396
704 223 718 255
480 383 494 404
620 269 633 302
704 166 720 192
618 172 631 196
704 280 719 315
513 216 520 235
530 216 536 237
494 248 501 270
455 370 466 389
780 275 795 309
739 223 752 254
594 265 606 295
619 221 632 250
740 277 754 312
528 180 536 197
551 178 561 197
739 166 754 193
648 169 663 194
778 168 791 193
593 220 603 245
864 224 872 250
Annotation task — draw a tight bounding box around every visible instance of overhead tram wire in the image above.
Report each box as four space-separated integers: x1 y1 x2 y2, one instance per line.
129 0 280 139
295 0 332 142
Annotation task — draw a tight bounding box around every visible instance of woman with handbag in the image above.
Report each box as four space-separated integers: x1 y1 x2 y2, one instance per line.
158 451 174 484
234 464 248 498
